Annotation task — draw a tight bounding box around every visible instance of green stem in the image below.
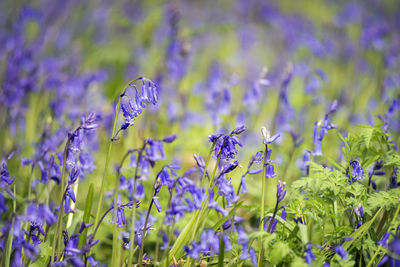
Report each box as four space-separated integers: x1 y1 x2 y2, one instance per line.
218 235 225 267
257 144 268 266
112 148 138 267
267 200 279 232
51 136 72 265
93 99 120 229
138 198 155 266
127 145 145 267
190 152 222 243
93 77 142 230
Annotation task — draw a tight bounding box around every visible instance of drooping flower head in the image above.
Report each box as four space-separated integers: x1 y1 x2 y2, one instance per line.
118 77 158 133
209 126 246 160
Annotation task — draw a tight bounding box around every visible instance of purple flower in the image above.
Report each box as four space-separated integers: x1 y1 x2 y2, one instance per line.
348 160 364 183
162 134 178 143
265 163 276 178
377 232 391 247
305 243 316 264
353 204 364 218
118 78 158 132
334 245 348 260
210 127 245 160
276 180 287 203
153 197 162 212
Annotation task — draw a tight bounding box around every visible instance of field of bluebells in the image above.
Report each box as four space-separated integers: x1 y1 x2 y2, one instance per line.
1 0 400 266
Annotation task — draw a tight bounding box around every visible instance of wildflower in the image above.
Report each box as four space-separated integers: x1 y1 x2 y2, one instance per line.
353 204 364 218
377 232 390 247
265 163 277 178
276 181 287 202
348 160 364 183
305 243 316 264
118 78 158 133
210 126 246 159
334 245 348 260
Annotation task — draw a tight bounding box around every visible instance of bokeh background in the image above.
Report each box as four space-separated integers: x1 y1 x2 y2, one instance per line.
1 0 399 264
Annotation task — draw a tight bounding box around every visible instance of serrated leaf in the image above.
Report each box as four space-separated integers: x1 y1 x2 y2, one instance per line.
269 241 291 265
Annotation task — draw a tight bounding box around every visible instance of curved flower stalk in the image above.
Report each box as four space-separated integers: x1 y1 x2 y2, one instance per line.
88 77 158 267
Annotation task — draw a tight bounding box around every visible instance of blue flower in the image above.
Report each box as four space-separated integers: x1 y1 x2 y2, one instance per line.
265 163 276 178
210 126 246 160
305 243 316 264
348 160 364 183
334 245 348 260
276 180 287 203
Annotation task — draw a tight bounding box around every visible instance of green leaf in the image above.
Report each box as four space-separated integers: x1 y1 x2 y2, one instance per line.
269 241 291 265
298 223 309 244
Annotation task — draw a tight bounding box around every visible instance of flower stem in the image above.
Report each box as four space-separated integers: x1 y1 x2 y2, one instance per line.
127 144 145 267
51 135 72 265
138 197 155 266
93 98 121 229
258 144 268 266
267 200 279 232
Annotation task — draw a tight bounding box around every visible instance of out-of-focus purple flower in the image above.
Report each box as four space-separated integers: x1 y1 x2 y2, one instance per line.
353 204 364 218
378 232 391 247
305 243 316 264
162 134 178 143
215 176 238 207
391 168 399 188
160 231 169 250
153 197 162 213
334 245 348 260
208 190 227 217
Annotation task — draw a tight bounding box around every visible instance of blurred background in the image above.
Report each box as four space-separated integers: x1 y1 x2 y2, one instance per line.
1 0 399 263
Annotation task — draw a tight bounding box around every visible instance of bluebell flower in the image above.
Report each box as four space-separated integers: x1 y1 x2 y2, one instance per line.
208 190 228 216
160 231 169 250
276 180 287 202
219 160 239 177
348 160 364 183
377 232 390 247
1 162 14 186
215 176 238 207
305 243 316 264
391 168 399 188
162 134 178 143
334 245 348 260
210 126 246 159
265 163 276 178
153 197 162 212
353 204 364 218
118 78 158 133
0 193 7 214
